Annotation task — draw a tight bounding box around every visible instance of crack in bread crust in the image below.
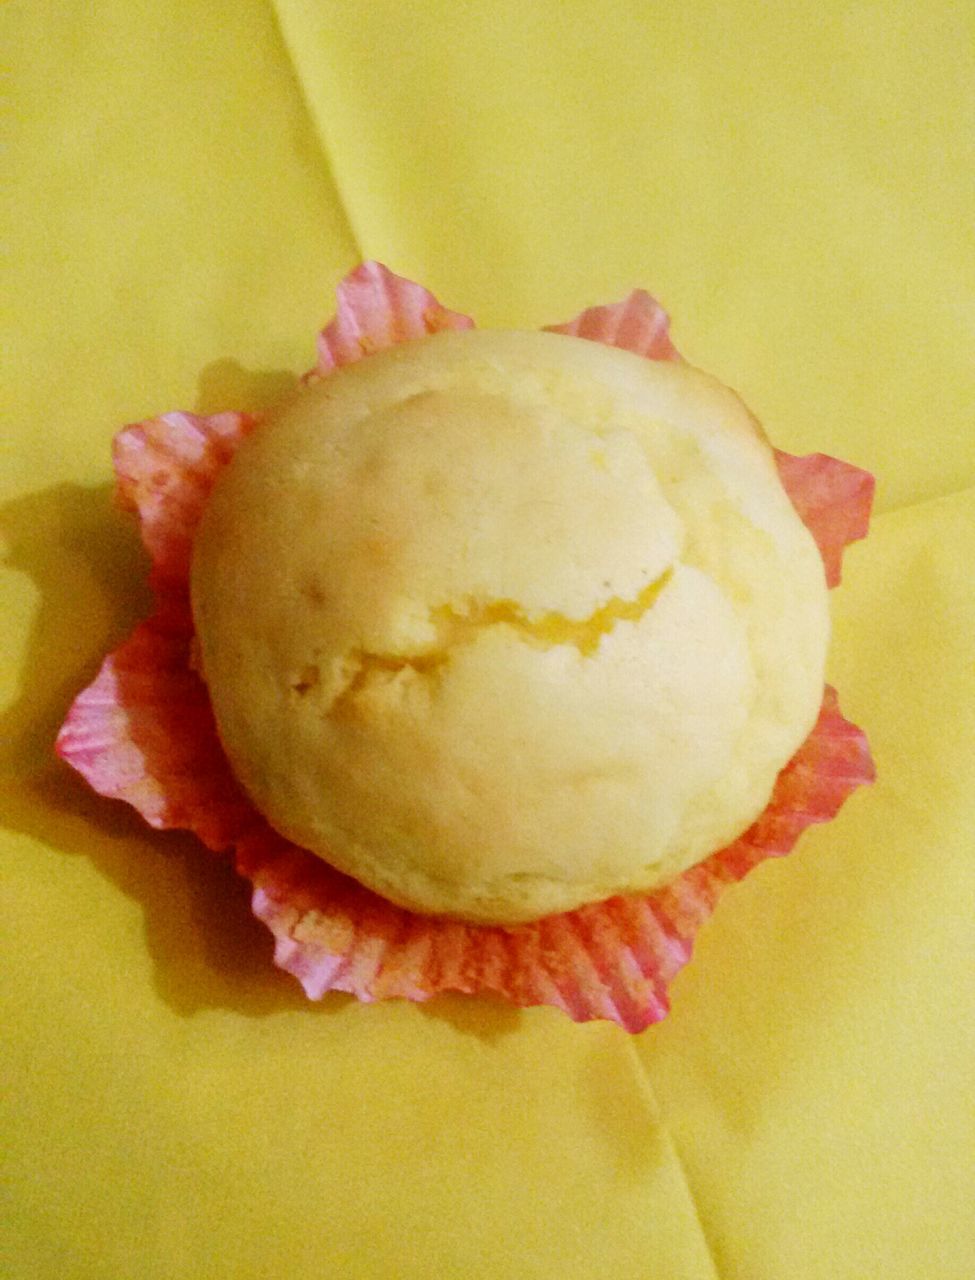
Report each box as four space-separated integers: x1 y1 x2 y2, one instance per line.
314 569 675 713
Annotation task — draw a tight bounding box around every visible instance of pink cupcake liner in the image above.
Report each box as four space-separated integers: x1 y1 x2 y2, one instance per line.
312 260 474 378
113 410 259 585
57 604 256 853
543 288 681 362
774 450 874 589
57 263 875 1032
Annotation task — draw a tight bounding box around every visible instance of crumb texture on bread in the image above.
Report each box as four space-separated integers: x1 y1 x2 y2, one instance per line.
191 330 829 923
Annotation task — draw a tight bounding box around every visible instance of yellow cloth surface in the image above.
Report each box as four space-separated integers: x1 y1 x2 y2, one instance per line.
2 2 972 1277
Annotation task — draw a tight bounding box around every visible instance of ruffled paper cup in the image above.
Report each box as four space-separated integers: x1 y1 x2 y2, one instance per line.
57 262 875 1033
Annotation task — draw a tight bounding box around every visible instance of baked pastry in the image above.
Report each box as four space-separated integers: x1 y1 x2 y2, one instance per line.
191 329 828 923
57 263 874 1029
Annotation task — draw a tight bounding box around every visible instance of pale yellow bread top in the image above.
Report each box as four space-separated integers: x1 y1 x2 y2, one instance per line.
191 329 829 923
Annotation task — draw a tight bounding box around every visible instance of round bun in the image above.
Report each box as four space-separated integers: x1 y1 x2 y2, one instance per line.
191 330 829 923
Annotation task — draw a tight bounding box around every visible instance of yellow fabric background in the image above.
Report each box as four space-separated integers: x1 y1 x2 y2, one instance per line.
2 2 972 1277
